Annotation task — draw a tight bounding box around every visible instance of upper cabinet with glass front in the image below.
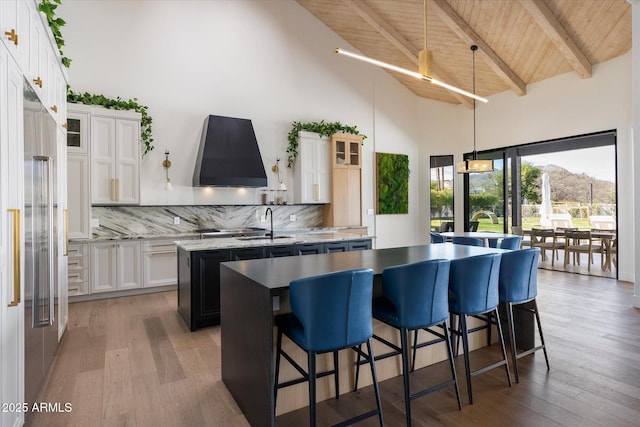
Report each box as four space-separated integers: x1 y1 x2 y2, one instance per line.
66 109 88 154
331 133 362 168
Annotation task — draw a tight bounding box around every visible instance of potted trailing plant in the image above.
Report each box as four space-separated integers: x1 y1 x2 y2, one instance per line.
286 120 365 168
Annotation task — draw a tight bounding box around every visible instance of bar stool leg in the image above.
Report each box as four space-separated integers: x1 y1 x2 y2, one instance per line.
274 329 283 407
494 308 512 387
505 302 519 383
353 344 362 392
308 352 317 427
460 315 473 404
400 328 412 426
443 320 462 410
366 338 385 427
533 300 550 370
333 351 340 399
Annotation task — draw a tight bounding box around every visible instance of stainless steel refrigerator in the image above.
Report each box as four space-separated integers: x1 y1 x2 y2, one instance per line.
23 79 58 410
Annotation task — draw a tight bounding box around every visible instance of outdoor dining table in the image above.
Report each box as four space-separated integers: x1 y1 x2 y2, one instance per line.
439 231 514 247
524 228 617 271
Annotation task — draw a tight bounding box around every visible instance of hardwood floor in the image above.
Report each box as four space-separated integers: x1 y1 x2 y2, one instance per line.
28 270 639 427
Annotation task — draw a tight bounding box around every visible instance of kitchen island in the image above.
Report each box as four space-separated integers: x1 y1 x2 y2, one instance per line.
219 243 532 427
175 233 372 331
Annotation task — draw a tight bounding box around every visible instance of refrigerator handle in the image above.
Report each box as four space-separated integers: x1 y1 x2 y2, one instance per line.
64 209 68 256
7 209 21 307
48 160 55 325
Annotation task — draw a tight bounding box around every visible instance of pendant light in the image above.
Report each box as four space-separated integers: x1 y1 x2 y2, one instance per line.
335 1 488 104
456 45 494 174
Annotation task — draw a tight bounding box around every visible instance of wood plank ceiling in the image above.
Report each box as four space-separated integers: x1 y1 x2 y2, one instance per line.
296 0 631 107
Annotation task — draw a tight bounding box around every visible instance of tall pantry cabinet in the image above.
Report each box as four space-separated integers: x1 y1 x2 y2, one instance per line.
324 133 363 227
0 1 69 425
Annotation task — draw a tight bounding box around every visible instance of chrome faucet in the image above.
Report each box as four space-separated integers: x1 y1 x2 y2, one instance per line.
265 207 274 240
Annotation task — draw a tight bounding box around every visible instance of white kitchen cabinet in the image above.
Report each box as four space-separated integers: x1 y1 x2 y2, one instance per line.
90 112 141 205
67 155 90 239
66 106 90 239
0 0 31 73
293 131 330 204
66 108 88 153
142 240 178 287
117 240 142 290
90 240 141 293
90 241 116 293
0 46 25 427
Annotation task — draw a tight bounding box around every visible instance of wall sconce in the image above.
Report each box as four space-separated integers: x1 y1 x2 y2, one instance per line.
162 150 173 191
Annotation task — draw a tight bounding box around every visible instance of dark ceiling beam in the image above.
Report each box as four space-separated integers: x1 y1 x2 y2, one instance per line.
431 0 527 96
343 0 474 108
520 0 592 78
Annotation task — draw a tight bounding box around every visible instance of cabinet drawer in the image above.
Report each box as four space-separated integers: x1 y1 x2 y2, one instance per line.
67 268 88 283
142 240 177 252
67 280 88 297
68 243 88 257
67 255 87 271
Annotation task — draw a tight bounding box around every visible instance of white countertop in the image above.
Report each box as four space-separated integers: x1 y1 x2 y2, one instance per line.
175 232 371 252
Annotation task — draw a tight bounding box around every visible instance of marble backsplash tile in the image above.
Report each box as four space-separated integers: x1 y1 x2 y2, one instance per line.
91 205 324 237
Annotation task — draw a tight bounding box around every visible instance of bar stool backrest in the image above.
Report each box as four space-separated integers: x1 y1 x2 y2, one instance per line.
381 259 451 329
452 236 483 247
498 248 540 304
499 236 522 250
449 253 502 315
430 232 446 243
289 269 374 352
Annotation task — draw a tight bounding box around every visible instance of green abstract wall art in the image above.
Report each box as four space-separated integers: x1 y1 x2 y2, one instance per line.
376 152 409 214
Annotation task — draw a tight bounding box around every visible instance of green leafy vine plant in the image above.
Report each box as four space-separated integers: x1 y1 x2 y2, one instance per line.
39 0 72 68
67 88 154 155
287 120 366 168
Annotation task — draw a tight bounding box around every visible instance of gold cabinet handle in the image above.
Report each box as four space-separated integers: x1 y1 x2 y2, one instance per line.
33 76 42 88
8 209 20 307
111 178 116 201
62 122 68 130
115 178 120 201
64 209 69 256
4 29 18 45
51 105 58 113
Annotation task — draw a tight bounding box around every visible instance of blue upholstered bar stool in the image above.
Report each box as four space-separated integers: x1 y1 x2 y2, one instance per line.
273 269 384 427
355 260 461 427
499 236 522 249
487 235 522 249
452 236 483 247
499 248 549 383
448 253 511 404
430 232 446 243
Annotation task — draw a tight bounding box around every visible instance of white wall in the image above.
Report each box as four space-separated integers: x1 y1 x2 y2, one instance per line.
60 0 423 246
419 53 634 282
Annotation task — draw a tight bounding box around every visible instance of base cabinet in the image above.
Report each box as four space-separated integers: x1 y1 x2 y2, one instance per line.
178 248 231 331
90 241 141 293
142 240 178 288
178 238 372 331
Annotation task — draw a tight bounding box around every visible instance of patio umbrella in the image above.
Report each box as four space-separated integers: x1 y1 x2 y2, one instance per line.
540 172 552 227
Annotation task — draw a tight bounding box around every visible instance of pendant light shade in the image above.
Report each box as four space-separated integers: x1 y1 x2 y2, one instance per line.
456 45 494 174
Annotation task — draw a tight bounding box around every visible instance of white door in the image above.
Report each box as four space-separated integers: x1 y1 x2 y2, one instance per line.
67 154 89 238
115 119 140 204
90 116 116 204
89 242 116 293
117 241 141 290
0 47 25 427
